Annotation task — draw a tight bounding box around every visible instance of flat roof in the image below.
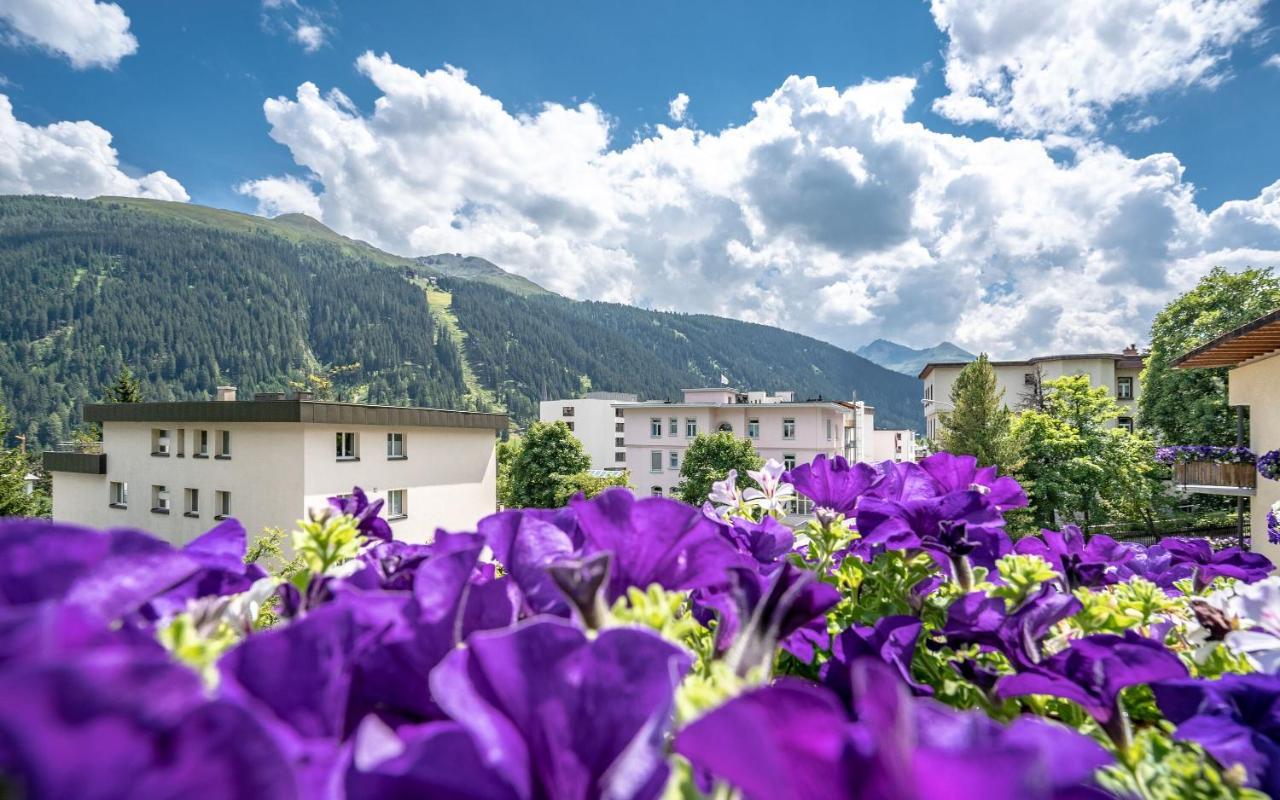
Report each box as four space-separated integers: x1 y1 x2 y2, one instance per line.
918 352 1145 379
1173 307 1280 369
84 399 508 431
622 401 856 411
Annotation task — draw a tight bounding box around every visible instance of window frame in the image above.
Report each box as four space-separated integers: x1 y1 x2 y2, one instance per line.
650 450 663 473
109 481 128 509
1116 376 1134 400
214 490 231 520
151 484 170 515
650 417 663 438
151 428 170 457
387 432 406 459
783 453 797 471
336 431 359 461
685 418 697 438
669 451 679 470
184 487 200 518
747 418 760 439
782 418 796 440
214 429 232 460
668 417 678 436
195 429 209 458
386 489 407 520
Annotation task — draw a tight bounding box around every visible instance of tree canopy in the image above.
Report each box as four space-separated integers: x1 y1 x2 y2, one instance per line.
1140 267 1280 445
506 422 592 508
674 432 763 505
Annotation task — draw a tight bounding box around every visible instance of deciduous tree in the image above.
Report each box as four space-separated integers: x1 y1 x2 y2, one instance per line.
674 432 763 506
507 422 591 508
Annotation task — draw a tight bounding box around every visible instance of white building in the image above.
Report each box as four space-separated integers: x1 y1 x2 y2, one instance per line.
44 388 506 545
872 429 918 463
919 347 1146 441
538 392 639 471
619 388 877 497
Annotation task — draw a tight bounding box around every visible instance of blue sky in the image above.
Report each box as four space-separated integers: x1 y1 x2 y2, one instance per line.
2 1 1280 354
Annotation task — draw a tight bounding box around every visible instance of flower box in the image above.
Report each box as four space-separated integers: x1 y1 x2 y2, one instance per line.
1173 461 1258 489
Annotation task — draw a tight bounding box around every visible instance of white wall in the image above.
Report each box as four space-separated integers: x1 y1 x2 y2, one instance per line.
539 398 628 470
1229 352 1280 562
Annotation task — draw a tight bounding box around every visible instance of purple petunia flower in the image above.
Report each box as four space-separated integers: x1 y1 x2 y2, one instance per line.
348 617 692 800
328 487 392 542
912 452 1029 512
675 660 1110 800
996 629 1188 745
1159 538 1273 591
856 490 1011 586
822 615 931 700
695 562 840 675
941 584 1082 671
782 454 882 515
1152 672 1280 796
1014 526 1134 590
720 514 796 568
0 646 295 800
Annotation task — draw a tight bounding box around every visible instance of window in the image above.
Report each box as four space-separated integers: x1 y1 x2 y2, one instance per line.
669 451 679 470
151 428 170 456
184 488 199 518
196 430 209 457
616 437 625 447
215 430 232 459
566 421 575 432
650 450 663 472
1117 377 1134 400
685 418 697 438
336 431 358 460
387 432 405 459
783 454 797 471
650 418 662 438
825 418 833 441
615 452 626 463
151 485 170 514
615 422 624 433
386 489 407 519
783 418 796 440
616 408 624 417
175 428 185 457
747 418 760 439
109 481 127 508
214 491 231 520
925 384 933 400
1024 373 1036 385
651 486 664 497
1118 416 1135 433
717 422 733 433
668 417 678 436
562 406 575 417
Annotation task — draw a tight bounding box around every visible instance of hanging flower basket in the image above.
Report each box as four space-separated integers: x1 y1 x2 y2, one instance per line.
1258 450 1280 482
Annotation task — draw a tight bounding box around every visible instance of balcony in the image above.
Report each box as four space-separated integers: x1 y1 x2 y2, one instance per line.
1171 462 1256 497
43 443 107 475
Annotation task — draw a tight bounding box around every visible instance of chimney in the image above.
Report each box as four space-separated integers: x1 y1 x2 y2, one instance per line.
215 385 237 402
1122 344 1139 356
294 390 314 401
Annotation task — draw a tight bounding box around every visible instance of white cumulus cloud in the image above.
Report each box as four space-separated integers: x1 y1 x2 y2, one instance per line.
0 0 137 69
929 0 1266 135
262 0 330 54
239 53 1280 356
668 92 690 123
0 94 187 201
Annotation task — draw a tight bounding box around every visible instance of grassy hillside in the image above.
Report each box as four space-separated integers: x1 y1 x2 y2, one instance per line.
0 195 921 445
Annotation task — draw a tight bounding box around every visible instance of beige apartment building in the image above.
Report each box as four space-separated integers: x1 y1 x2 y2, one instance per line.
1174 310 1280 561
43 388 506 545
619 388 877 497
919 347 1145 441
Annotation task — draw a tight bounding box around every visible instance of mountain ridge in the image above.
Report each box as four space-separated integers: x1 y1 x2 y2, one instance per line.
0 195 922 444
856 338 976 376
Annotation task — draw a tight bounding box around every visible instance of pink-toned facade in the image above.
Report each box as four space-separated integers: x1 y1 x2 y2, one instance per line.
620 388 875 497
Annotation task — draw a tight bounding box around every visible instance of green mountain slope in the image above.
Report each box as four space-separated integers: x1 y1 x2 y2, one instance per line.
855 338 976 376
0 195 922 445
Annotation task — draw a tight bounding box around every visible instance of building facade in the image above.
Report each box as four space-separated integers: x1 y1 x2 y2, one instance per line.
44 389 506 545
919 347 1145 441
538 392 638 471
873 429 918 463
1174 310 1280 561
619 388 876 497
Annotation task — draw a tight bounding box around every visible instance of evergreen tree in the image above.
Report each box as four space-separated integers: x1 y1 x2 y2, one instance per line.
507 422 591 508
104 366 144 403
938 354 1021 473
0 400 37 517
1141 267 1280 445
675 432 764 506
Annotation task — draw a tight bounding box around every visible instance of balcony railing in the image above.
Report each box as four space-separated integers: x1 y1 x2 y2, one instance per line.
48 441 103 454
1172 462 1256 496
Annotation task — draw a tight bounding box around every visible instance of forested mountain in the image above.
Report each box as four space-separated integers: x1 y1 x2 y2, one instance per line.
416 254 549 296
0 195 922 446
855 338 976 376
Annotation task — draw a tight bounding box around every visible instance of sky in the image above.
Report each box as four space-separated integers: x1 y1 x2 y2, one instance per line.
2 0 1280 358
